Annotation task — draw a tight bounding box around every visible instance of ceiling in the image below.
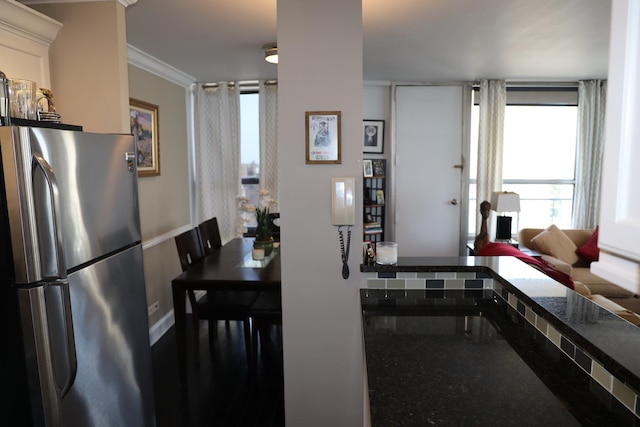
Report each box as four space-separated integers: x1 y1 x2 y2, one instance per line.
124 0 611 84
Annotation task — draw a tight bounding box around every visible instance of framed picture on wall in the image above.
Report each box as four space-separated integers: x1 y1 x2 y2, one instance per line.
363 120 384 154
129 98 160 177
306 111 341 164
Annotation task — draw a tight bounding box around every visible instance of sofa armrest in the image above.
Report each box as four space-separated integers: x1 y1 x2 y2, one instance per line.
540 254 573 275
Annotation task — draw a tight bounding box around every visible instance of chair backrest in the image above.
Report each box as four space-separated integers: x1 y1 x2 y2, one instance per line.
175 228 205 272
268 212 280 240
198 217 222 255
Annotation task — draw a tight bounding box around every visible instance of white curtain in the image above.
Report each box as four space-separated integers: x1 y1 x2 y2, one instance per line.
193 82 241 243
475 79 506 236
572 80 607 229
259 81 279 204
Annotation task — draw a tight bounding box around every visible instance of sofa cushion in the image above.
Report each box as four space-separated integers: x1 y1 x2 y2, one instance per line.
530 225 580 266
573 281 592 298
575 227 600 262
477 242 574 289
590 295 640 326
571 267 636 298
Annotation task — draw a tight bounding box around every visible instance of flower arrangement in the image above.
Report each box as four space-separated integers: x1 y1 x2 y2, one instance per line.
236 189 278 241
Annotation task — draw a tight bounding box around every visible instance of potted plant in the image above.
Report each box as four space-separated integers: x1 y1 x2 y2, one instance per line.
237 189 278 257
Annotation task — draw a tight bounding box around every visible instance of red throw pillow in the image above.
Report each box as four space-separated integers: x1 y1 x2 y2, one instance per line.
575 227 600 262
477 242 575 290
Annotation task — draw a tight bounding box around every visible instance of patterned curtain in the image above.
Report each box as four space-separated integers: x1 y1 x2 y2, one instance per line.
475 79 506 237
193 82 241 243
572 80 607 229
259 81 279 204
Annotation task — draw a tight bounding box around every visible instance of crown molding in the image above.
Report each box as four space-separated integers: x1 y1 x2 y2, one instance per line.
1 0 62 46
19 0 138 7
127 44 195 88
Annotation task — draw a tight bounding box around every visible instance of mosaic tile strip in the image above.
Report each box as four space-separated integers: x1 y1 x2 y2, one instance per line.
365 271 495 290
496 288 640 420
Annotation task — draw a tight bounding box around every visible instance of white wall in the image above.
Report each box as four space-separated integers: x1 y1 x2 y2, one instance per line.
278 0 364 425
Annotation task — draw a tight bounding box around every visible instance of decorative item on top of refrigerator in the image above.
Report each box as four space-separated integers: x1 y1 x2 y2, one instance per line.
0 70 62 126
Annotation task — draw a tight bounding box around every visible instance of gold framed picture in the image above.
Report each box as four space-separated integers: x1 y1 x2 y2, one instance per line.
129 98 160 177
305 111 341 164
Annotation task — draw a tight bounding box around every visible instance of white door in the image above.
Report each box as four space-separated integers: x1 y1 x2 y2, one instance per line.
395 85 465 256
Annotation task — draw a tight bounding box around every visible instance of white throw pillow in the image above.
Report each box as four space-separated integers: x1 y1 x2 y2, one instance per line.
530 224 580 266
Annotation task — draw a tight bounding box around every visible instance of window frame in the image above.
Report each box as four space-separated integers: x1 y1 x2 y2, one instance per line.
240 87 260 187
468 85 579 237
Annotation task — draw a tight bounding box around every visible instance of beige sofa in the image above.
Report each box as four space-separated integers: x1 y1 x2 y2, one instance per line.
519 227 640 325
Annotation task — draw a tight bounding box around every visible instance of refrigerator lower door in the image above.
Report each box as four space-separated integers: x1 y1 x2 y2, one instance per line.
20 245 155 427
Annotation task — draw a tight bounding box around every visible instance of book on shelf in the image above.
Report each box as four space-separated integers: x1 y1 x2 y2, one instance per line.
364 229 383 234
364 221 381 228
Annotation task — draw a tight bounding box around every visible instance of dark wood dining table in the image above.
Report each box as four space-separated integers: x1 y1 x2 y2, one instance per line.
171 237 281 385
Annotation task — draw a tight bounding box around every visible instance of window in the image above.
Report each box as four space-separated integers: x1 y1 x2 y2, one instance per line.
469 88 578 236
240 91 260 227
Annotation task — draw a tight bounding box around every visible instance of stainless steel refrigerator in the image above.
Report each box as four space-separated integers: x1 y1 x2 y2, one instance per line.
0 125 156 426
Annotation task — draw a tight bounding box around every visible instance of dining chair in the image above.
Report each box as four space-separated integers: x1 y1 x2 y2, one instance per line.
249 290 282 374
198 217 223 255
174 227 257 367
268 212 280 241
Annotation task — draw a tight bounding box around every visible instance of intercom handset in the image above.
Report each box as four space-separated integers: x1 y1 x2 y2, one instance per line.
331 177 355 279
331 177 356 226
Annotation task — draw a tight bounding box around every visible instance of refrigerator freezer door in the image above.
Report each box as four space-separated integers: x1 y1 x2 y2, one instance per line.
20 245 155 426
0 127 141 283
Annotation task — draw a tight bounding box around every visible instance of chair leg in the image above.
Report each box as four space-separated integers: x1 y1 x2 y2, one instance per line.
250 318 259 375
243 318 252 371
259 322 270 360
187 291 201 366
207 319 216 351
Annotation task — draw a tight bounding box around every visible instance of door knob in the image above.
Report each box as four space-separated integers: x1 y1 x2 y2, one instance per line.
450 199 459 205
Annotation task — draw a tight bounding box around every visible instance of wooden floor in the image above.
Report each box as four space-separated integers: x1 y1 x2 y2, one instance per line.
151 316 285 427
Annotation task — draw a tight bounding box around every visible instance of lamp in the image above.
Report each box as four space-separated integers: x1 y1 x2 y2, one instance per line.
263 43 278 64
490 191 520 241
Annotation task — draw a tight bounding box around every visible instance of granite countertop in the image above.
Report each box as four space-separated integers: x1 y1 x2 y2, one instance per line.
360 256 640 426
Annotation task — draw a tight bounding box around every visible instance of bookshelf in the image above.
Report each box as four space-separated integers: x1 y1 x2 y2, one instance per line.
363 159 386 244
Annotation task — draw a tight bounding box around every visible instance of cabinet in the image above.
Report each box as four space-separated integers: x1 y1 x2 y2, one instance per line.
590 0 640 295
0 0 61 89
363 159 385 243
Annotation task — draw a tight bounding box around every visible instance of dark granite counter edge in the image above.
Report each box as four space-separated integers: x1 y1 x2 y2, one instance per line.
360 256 640 394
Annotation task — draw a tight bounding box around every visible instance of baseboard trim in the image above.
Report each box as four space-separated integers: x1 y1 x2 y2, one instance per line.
149 308 175 346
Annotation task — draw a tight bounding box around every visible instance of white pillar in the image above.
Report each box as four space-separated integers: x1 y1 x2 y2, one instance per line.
278 0 364 425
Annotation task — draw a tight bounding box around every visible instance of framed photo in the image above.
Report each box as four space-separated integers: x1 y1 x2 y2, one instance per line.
363 159 373 177
306 111 341 164
129 98 160 177
376 189 385 205
372 159 385 177
363 240 374 258
363 120 385 154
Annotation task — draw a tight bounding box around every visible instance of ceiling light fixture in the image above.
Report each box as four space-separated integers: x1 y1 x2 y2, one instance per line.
263 43 278 64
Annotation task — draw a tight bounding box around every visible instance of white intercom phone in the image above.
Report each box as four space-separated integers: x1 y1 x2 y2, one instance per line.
331 177 356 226
331 177 355 279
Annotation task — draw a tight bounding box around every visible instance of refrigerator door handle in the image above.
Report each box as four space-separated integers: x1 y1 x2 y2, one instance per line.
32 152 67 280
45 280 77 399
